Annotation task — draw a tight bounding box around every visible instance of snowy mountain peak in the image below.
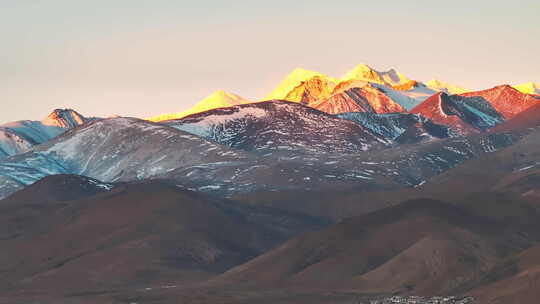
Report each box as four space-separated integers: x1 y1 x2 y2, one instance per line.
459 84 540 119
208 90 240 99
0 109 91 159
341 64 410 86
42 109 87 128
347 63 375 72
283 75 337 105
148 90 251 122
512 82 540 95
198 90 250 108
266 68 338 101
426 79 468 94
313 83 407 115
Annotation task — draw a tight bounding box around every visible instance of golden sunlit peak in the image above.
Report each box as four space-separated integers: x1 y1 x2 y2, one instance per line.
206 90 244 100
285 68 338 84
211 89 228 95
348 63 375 72
289 68 325 78
426 79 468 94
341 63 376 79
147 90 250 122
265 68 338 100
513 82 540 95
341 64 410 86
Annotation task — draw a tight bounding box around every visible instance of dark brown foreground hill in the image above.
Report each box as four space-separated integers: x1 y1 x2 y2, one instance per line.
208 198 540 296
467 244 540 304
0 175 326 302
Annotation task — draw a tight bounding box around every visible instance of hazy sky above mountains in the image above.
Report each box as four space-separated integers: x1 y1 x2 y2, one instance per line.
1 0 538 123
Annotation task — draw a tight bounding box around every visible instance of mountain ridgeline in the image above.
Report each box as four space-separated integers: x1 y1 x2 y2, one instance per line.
1 64 540 303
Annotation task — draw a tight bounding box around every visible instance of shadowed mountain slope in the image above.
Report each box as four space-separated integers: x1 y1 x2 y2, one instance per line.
336 112 456 143
411 92 505 135
466 244 540 304
0 176 327 299
209 198 540 296
164 100 389 154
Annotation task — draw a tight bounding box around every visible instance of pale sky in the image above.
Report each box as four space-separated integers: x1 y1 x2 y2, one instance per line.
1 0 539 123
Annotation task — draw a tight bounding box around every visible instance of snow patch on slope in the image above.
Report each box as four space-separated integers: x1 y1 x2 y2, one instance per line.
370 83 421 110
169 107 267 138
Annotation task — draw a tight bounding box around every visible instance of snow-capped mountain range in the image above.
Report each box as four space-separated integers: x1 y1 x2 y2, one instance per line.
0 63 539 201
151 64 470 121
149 64 537 122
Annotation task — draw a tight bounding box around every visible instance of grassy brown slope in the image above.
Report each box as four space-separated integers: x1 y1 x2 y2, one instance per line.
208 199 540 295
0 176 326 300
457 244 540 304
490 103 540 132
419 128 540 203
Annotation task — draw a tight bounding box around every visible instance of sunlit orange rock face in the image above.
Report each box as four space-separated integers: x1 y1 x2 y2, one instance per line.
341 64 411 86
268 64 414 111
273 65 417 114
331 79 369 94
283 76 336 106
147 65 539 123
391 80 420 91
42 109 86 128
460 85 540 119
265 68 338 101
313 84 406 115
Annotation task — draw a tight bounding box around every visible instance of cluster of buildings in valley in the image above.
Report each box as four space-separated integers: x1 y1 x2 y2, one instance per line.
361 295 475 304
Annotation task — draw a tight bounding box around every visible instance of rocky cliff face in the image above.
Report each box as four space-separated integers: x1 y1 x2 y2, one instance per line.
0 109 91 158
42 109 87 128
313 84 406 114
461 85 540 119
283 76 336 106
411 92 505 135
266 68 338 101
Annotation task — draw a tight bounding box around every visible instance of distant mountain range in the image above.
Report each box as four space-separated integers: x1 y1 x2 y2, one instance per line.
148 64 536 122
0 72 537 201
1 63 540 303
